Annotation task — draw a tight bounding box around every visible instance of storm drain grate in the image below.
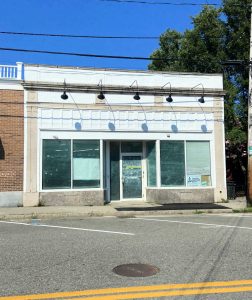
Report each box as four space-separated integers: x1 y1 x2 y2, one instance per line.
112 263 159 277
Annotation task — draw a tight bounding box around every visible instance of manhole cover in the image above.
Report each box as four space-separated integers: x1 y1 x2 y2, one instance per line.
112 263 159 277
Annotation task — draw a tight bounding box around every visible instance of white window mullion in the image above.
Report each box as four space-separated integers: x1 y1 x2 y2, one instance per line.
142 141 146 199
184 140 187 187
106 141 110 202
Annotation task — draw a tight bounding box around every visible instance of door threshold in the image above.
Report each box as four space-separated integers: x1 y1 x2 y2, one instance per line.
110 199 145 202
109 200 155 209
121 199 145 201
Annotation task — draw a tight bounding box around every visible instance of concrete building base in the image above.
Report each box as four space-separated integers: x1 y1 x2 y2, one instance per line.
0 192 23 207
39 190 104 206
146 188 214 204
23 192 40 207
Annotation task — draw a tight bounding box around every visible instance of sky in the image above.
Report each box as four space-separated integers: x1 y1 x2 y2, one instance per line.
0 0 222 70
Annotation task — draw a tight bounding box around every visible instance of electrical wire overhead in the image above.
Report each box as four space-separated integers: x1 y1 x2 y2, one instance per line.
0 47 176 61
0 31 158 40
100 0 250 7
0 30 245 41
100 0 220 6
0 47 248 65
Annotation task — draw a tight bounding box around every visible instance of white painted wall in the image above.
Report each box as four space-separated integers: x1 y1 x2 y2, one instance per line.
37 90 216 108
0 80 23 90
24 65 223 90
38 107 216 133
22 65 225 201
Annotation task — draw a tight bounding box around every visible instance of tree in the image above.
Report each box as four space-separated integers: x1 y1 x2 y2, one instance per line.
222 0 251 138
149 6 225 73
149 30 183 72
149 0 251 145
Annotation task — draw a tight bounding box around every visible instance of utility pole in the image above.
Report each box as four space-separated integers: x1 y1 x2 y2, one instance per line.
247 3 252 203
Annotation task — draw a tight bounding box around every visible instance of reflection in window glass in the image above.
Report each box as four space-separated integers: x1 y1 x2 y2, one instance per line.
160 141 185 186
186 141 211 186
42 140 71 189
146 141 156 187
110 142 120 200
121 142 142 153
73 140 100 188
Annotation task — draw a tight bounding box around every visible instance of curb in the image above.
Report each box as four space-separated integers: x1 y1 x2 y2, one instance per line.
0 208 233 221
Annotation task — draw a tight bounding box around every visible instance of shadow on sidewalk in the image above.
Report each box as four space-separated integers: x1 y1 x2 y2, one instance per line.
114 203 229 212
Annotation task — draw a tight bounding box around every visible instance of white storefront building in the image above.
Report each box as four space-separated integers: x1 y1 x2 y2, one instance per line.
22 64 227 206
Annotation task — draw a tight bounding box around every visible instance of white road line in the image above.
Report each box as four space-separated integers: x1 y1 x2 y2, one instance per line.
0 220 135 236
200 226 219 229
207 213 252 218
133 217 252 231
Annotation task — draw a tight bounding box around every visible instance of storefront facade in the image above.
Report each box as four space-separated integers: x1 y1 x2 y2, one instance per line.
22 64 227 206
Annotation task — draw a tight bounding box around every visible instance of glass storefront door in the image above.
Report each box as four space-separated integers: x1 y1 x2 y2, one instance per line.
121 155 142 199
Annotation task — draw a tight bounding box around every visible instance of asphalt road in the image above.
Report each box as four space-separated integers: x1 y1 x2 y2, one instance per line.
1 213 252 299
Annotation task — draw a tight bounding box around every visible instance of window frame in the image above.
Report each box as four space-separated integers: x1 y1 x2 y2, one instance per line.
72 140 101 189
146 141 157 187
41 139 102 192
160 140 186 187
185 140 212 187
156 140 213 189
42 139 72 190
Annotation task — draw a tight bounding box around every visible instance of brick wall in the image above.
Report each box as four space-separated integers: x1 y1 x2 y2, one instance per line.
0 89 24 191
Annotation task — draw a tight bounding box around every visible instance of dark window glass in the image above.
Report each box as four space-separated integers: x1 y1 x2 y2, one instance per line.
146 141 156 187
160 141 185 186
110 142 120 200
121 142 142 153
42 140 71 189
122 155 142 199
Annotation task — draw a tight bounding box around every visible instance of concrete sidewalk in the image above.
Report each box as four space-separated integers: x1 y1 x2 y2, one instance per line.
0 198 247 221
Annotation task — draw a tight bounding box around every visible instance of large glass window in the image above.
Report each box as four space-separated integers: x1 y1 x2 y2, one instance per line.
73 140 100 188
186 141 211 186
42 140 71 189
42 139 100 190
146 141 156 187
160 141 185 186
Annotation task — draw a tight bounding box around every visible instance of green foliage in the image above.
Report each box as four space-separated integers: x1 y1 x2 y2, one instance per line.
149 1 251 144
233 207 252 213
149 6 226 73
226 127 247 144
149 30 183 72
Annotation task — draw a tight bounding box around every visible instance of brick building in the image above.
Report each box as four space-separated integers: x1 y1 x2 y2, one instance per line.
0 63 23 206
